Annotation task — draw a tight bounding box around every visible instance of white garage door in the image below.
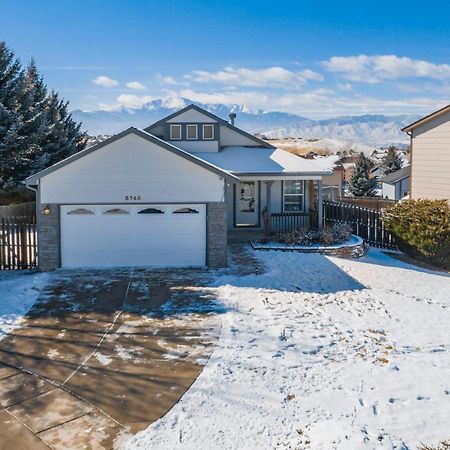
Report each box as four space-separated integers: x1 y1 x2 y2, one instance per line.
60 204 206 268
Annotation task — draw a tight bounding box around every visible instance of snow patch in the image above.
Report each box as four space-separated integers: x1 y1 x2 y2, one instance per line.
0 272 50 341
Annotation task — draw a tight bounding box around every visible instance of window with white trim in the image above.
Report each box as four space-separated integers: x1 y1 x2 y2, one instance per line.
203 124 214 140
170 124 182 140
186 124 198 140
283 180 304 212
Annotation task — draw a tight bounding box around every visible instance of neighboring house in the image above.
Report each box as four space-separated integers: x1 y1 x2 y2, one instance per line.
381 166 410 200
402 104 450 201
25 104 330 271
322 162 345 201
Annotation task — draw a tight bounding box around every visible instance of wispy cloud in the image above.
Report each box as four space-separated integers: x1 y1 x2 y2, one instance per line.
126 81 147 90
185 66 323 88
92 75 119 87
323 55 450 83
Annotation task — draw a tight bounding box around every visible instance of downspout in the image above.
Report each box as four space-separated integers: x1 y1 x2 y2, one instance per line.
406 130 413 199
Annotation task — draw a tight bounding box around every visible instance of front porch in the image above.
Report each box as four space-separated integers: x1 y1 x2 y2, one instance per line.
225 178 324 239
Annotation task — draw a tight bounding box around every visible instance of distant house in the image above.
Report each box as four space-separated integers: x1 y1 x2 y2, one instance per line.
381 166 410 200
402 104 450 202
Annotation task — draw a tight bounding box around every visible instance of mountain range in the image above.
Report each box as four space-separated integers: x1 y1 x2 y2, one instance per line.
71 98 420 146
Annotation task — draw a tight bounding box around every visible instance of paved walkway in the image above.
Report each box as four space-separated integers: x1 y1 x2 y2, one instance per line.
0 266 224 449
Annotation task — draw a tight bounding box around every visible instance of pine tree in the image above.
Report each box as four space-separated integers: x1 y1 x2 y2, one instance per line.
381 146 403 175
348 153 377 197
0 42 86 198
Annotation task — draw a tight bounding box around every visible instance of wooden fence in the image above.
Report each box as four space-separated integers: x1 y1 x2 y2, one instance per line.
0 201 37 270
0 201 36 219
323 200 398 250
337 197 396 211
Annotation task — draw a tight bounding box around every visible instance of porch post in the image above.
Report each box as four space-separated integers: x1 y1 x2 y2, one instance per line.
317 179 323 229
264 181 273 236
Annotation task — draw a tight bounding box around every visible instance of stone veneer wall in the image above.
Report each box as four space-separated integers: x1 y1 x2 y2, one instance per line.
36 202 60 271
206 202 228 267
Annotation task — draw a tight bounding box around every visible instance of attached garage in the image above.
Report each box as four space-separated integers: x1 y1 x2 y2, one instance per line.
25 128 234 271
60 204 206 268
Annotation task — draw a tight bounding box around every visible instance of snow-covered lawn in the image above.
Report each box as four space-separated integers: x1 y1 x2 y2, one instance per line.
121 248 450 450
0 271 49 340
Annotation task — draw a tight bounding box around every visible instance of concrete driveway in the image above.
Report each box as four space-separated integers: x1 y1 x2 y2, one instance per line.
0 267 225 449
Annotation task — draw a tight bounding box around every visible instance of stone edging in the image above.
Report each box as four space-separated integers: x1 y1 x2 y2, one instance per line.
250 235 368 259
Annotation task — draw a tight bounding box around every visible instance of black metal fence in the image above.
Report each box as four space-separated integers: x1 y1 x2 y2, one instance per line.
0 216 37 270
271 212 319 234
323 200 398 250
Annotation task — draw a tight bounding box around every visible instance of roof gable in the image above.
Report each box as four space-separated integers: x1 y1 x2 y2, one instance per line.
402 103 450 132
145 104 274 149
25 127 237 185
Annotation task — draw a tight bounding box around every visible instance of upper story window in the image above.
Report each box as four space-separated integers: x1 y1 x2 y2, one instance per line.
283 180 304 212
186 124 198 140
203 124 214 140
170 124 182 140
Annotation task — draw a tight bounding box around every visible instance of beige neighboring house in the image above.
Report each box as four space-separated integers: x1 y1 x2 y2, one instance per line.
402 104 450 202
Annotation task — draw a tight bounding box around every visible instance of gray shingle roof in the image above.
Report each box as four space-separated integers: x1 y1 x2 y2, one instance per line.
381 166 410 184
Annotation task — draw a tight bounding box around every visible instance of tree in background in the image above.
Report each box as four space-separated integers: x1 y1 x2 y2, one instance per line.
348 152 377 197
381 145 403 175
0 42 86 200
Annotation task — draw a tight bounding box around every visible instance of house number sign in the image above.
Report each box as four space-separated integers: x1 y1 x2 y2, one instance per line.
125 195 141 201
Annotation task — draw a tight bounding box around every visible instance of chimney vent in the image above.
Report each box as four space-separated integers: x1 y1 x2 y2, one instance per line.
229 112 237 126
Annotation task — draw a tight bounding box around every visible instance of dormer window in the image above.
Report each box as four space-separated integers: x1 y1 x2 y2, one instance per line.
186 124 198 140
170 124 182 140
203 124 214 140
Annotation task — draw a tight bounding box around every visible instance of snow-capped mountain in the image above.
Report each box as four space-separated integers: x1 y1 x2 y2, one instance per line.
71 98 419 146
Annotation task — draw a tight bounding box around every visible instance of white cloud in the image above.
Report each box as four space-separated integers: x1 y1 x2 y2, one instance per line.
92 75 119 87
186 66 323 88
126 81 146 90
323 55 450 83
115 94 155 109
162 76 177 85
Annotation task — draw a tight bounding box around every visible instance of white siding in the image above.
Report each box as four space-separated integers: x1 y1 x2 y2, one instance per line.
382 183 396 200
167 140 219 153
167 109 217 123
40 133 225 204
219 125 261 147
411 110 450 200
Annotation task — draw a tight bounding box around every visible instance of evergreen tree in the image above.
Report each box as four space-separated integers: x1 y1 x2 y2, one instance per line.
381 146 403 175
0 42 86 198
348 153 377 197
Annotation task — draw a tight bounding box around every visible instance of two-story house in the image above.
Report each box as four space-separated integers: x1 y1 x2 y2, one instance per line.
402 103 450 202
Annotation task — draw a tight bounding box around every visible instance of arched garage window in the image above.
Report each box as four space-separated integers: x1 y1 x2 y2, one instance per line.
67 208 95 215
103 208 129 214
173 207 199 214
138 208 164 214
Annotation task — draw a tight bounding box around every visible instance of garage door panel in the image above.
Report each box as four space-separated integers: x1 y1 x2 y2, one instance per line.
60 204 206 268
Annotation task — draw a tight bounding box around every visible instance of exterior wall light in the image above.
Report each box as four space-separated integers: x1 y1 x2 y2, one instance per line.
43 205 51 215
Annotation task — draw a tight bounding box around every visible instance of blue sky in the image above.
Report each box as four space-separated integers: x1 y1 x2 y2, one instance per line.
1 0 450 118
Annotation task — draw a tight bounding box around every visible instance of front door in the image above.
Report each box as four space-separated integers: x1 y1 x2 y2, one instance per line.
235 181 259 227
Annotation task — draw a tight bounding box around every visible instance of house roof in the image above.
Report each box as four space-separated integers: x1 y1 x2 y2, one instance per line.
144 103 275 149
25 127 238 186
402 103 450 132
381 166 410 184
191 146 332 176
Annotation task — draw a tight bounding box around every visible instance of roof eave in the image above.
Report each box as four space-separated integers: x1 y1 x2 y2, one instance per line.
402 103 450 132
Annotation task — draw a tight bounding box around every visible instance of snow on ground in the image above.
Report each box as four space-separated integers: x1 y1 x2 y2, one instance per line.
121 248 450 450
0 271 50 340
